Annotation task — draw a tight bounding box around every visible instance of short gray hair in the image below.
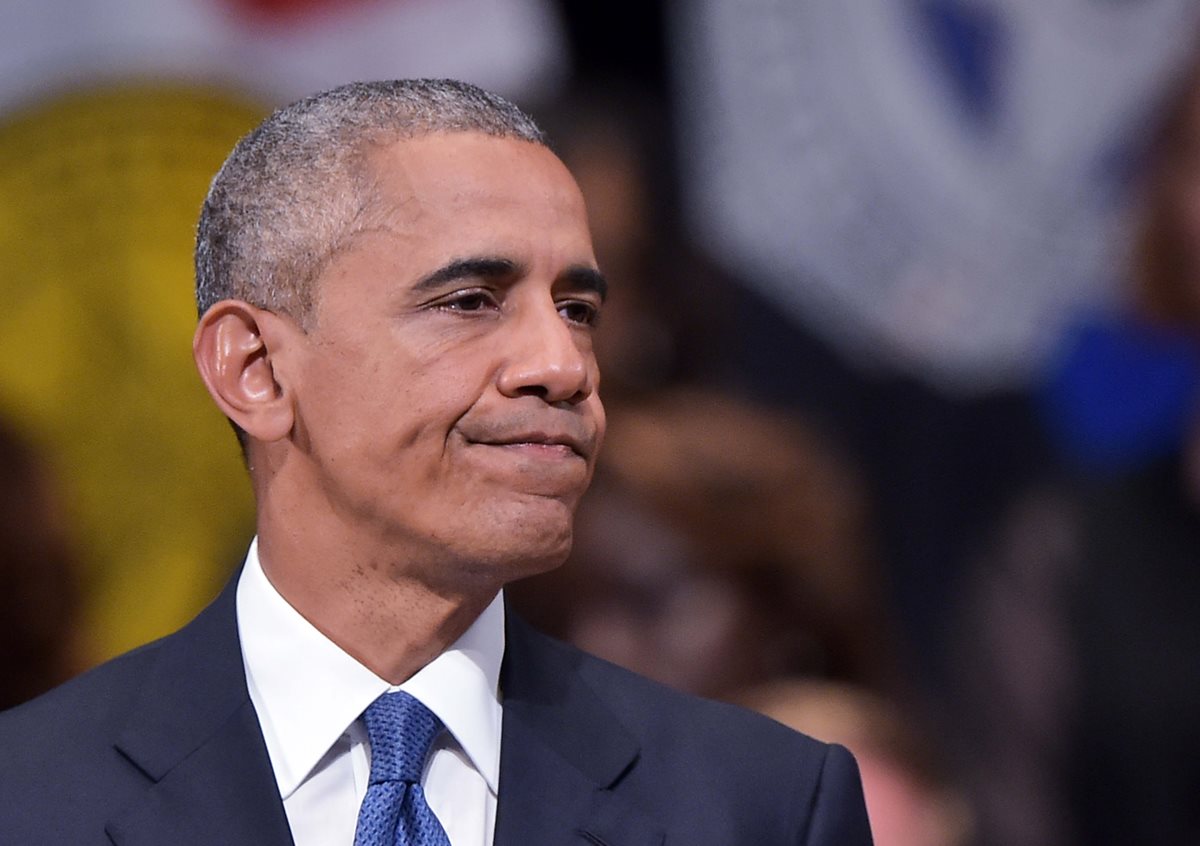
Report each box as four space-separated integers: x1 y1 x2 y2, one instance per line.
195 79 546 321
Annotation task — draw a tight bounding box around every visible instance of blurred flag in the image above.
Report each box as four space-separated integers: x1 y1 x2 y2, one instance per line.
674 0 1200 392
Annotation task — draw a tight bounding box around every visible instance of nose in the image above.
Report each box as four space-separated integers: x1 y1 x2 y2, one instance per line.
496 299 596 405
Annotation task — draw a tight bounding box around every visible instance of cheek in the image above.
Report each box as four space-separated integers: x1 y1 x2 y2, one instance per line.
589 394 607 452
360 365 491 472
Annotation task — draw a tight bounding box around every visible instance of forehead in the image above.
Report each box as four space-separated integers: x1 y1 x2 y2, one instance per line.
359 132 590 239
306 132 598 321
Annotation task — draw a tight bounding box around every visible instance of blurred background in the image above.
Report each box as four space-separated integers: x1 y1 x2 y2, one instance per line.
2 1 1200 843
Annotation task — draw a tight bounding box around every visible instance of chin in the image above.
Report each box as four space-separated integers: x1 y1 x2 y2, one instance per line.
460 498 577 582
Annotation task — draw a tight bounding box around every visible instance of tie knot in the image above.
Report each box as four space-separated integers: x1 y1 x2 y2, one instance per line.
362 691 444 785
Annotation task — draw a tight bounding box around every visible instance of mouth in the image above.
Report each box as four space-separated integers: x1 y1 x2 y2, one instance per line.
461 417 596 459
474 431 590 459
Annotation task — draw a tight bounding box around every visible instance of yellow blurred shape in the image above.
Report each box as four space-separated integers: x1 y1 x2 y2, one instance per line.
0 83 266 663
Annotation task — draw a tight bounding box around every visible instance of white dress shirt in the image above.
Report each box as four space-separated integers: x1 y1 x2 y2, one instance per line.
236 539 504 846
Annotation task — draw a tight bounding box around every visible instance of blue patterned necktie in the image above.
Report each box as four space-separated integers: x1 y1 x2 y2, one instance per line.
353 691 452 846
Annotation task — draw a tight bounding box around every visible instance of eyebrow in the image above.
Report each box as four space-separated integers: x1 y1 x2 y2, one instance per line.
563 265 608 302
413 256 608 301
414 257 520 292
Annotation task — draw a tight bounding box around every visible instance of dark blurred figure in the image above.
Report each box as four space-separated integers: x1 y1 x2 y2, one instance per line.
0 417 82 710
509 388 900 701
955 48 1200 846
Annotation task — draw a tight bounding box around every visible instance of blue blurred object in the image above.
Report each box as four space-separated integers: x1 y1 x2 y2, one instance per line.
917 0 1006 129
1041 318 1200 473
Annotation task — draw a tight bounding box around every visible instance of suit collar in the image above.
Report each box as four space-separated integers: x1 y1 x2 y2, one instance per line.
495 611 664 846
100 575 664 846
106 575 293 846
237 544 505 799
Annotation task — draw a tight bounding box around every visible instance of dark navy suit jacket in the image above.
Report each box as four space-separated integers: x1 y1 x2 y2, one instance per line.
0 576 873 844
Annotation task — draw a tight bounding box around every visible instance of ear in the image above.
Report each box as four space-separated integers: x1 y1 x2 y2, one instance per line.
193 300 300 444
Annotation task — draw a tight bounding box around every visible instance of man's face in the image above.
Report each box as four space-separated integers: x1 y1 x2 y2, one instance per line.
283 133 605 589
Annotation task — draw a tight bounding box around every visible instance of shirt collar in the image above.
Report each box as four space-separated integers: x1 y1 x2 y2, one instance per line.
236 537 505 799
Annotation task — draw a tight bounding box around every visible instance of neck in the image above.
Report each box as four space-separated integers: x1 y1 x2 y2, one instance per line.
254 507 500 685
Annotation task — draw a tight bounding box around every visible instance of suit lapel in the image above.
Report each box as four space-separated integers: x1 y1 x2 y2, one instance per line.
495 613 664 846
105 576 293 846
100 581 661 845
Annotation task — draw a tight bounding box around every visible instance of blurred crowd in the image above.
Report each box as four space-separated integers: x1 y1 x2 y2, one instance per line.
3 2 1200 844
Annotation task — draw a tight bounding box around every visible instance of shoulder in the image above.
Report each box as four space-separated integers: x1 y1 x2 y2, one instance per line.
505 615 873 843
0 637 163 756
0 571 248 843
571 633 851 790
0 573 241 772
511 612 824 754
0 638 168 839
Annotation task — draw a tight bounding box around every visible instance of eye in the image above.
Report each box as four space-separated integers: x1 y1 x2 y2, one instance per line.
439 289 499 313
558 299 600 327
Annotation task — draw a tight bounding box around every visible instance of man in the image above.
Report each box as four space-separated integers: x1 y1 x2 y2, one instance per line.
0 79 873 845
